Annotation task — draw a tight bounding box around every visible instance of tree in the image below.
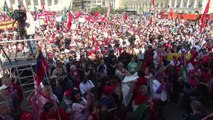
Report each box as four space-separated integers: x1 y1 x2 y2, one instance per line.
111 8 127 14
90 6 108 15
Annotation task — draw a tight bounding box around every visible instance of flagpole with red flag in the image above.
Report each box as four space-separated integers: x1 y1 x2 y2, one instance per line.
3 13 7 21
42 2 46 12
35 50 49 87
169 8 173 19
67 11 73 31
161 11 165 19
200 0 210 33
34 49 62 120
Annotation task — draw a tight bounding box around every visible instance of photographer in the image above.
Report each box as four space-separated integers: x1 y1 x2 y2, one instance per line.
12 5 27 39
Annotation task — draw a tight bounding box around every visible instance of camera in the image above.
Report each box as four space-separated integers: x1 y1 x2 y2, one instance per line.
12 9 26 22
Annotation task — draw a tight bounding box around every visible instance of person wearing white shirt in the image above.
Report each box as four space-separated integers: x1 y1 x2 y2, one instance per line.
79 77 95 96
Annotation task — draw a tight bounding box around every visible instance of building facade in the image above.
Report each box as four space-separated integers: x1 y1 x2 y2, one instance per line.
72 0 120 11
0 0 72 12
120 0 213 14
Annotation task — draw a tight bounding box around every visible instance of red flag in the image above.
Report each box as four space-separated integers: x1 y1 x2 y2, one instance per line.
74 11 81 19
92 35 95 42
124 13 128 20
200 0 210 33
169 8 173 18
137 28 141 35
93 12 99 17
45 16 49 25
105 38 109 46
101 16 108 23
35 50 48 86
67 12 73 31
85 15 91 22
150 17 153 25
151 0 155 5
42 2 46 12
161 11 165 19
3 13 6 21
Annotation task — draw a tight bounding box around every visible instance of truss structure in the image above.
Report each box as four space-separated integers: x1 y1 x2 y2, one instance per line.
0 38 47 110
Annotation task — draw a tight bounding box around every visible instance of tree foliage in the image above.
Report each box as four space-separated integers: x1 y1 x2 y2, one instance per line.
90 6 108 15
111 8 127 14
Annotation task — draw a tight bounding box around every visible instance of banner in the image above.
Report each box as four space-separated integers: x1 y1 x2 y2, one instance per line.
0 20 17 29
167 53 191 61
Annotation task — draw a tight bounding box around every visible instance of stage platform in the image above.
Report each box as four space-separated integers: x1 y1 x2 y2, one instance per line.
0 38 47 69
0 51 36 69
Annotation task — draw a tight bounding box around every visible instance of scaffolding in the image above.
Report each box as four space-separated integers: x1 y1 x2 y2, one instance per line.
0 38 46 110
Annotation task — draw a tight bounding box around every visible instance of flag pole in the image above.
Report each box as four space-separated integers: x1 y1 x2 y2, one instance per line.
39 56 62 120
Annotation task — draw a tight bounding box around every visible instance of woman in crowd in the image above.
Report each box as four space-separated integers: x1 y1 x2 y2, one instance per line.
128 57 138 75
50 75 63 102
115 62 130 81
69 64 81 89
100 85 117 112
71 89 92 120
40 102 69 120
97 59 107 79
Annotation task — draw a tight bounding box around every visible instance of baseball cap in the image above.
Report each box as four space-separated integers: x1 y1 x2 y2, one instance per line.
0 85 9 91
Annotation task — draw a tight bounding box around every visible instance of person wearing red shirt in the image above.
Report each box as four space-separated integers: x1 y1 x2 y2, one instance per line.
190 47 199 62
40 102 69 120
134 70 147 97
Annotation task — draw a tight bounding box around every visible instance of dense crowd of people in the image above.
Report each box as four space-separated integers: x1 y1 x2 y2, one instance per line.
0 5 213 120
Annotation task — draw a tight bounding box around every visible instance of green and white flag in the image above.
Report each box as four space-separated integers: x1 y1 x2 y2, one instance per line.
3 0 9 15
62 7 67 21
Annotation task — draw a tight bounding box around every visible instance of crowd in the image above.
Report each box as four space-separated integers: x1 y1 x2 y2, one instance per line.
0 5 213 120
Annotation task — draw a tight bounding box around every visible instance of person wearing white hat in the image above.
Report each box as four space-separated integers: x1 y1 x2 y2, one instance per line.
0 84 17 119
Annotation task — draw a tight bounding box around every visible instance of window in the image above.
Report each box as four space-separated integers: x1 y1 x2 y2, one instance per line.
26 0 31 5
198 1 202 8
172 1 175 7
156 3 159 8
184 2 187 7
10 0 15 4
161 3 163 8
189 2 194 8
34 0 38 5
176 3 180 8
